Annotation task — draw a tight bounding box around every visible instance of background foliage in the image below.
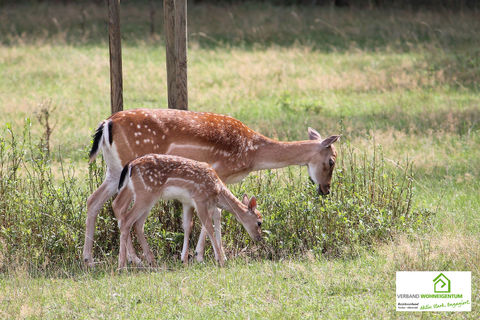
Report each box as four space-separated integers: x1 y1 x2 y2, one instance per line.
0 0 479 10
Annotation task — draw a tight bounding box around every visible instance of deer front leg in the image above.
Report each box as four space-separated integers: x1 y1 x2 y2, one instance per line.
212 208 226 261
83 175 118 266
195 227 207 262
181 205 194 265
196 205 225 266
195 207 223 262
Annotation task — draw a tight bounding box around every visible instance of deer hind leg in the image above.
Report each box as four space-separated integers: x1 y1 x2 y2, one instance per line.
180 205 194 265
126 233 142 266
112 186 143 266
118 223 130 270
132 205 157 267
83 171 118 266
195 207 223 262
118 201 148 269
196 205 225 266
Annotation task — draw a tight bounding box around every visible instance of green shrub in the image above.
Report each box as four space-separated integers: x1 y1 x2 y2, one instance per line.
0 121 432 272
224 144 432 259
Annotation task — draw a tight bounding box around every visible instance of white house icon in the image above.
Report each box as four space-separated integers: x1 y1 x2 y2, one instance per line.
433 273 451 293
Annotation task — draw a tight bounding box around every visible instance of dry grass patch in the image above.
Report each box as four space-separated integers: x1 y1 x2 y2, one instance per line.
381 233 480 273
348 129 480 177
190 48 444 108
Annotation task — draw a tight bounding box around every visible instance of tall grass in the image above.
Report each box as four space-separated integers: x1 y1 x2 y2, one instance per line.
0 121 88 271
0 121 431 272
1 3 479 164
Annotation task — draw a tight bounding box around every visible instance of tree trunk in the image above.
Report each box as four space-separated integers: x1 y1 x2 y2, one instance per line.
107 0 123 114
164 0 188 110
164 0 177 109
175 0 188 110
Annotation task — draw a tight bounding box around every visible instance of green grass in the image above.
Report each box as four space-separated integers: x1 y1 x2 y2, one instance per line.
0 2 479 318
1 259 395 319
1 252 478 319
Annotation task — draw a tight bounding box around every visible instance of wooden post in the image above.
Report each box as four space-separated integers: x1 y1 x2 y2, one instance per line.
107 0 123 114
164 0 177 109
149 0 156 35
164 0 188 110
175 0 188 110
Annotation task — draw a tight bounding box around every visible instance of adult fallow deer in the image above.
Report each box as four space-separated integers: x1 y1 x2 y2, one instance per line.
84 108 339 266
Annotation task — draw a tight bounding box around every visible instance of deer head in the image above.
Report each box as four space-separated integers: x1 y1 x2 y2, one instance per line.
239 194 263 242
306 128 340 196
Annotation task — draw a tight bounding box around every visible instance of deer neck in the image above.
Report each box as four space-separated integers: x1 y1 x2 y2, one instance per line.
217 188 247 222
252 139 319 170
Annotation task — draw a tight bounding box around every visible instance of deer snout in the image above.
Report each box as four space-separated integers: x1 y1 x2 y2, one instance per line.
255 234 264 242
318 184 330 196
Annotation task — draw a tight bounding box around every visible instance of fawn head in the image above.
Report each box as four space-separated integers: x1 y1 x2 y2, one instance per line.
241 194 263 242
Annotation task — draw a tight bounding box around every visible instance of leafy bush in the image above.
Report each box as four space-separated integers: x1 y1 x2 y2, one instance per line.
225 144 432 259
0 120 88 270
0 121 432 272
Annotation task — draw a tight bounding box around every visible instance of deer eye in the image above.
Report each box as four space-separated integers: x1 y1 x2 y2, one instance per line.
257 221 262 227
329 159 335 167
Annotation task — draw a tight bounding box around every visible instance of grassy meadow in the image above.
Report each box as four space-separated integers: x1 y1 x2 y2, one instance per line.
1 2 479 318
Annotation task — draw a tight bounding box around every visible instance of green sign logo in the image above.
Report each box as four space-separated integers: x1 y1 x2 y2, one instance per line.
433 273 451 293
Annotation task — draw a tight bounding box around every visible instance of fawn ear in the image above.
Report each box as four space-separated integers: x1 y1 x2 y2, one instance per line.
248 196 257 211
242 194 249 206
319 135 341 148
308 127 322 140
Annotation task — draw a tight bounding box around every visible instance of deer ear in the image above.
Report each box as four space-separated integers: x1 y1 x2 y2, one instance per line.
308 127 322 140
248 196 257 211
319 135 341 148
242 194 249 205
